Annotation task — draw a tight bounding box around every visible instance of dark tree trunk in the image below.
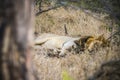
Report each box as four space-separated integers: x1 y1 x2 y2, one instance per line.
0 0 34 80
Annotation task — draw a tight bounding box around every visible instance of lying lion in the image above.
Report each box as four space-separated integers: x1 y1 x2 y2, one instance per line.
34 33 109 57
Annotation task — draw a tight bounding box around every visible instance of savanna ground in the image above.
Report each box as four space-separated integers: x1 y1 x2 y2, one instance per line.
32 4 120 80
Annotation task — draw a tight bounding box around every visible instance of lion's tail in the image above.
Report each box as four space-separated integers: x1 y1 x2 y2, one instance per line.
34 37 50 45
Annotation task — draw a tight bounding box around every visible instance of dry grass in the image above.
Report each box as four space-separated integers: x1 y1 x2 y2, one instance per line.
32 45 120 80
33 6 120 80
35 7 110 37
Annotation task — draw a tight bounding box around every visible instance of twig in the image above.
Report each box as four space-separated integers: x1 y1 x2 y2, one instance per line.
64 24 68 35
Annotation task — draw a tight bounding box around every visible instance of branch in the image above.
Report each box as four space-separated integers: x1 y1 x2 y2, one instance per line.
35 5 62 16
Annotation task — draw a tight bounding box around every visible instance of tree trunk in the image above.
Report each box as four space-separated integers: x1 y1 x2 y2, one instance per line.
0 0 34 80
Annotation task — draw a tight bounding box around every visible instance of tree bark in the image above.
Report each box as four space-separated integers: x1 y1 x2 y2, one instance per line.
0 0 34 80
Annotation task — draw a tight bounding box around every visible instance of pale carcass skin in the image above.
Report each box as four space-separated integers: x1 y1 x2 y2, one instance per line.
34 33 81 56
59 40 78 57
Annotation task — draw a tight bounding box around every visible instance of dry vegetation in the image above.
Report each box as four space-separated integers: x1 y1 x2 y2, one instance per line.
33 6 120 80
35 7 110 37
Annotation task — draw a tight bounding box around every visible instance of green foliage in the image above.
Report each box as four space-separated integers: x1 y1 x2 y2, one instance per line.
62 70 74 80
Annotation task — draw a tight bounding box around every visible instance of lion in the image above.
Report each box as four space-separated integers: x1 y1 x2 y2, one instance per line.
34 33 109 57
